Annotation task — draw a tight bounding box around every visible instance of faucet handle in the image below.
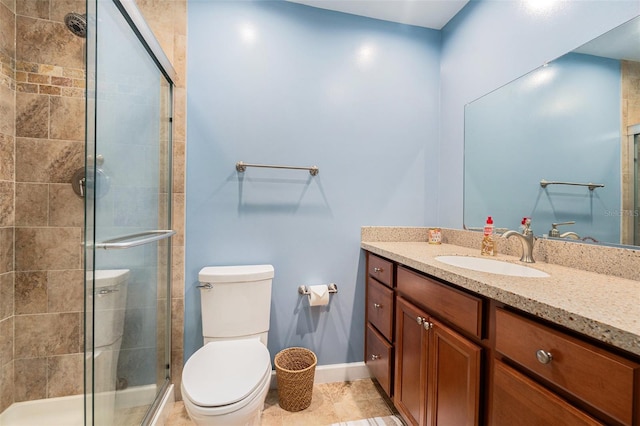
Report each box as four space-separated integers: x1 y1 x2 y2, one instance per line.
521 217 533 235
552 221 575 227
549 221 575 238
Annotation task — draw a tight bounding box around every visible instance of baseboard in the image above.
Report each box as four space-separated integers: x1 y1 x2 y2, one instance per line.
270 361 370 389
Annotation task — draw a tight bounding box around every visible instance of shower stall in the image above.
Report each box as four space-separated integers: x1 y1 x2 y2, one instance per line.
0 0 175 424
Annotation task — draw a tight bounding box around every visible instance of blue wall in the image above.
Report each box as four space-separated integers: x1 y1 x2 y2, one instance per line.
438 0 640 229
464 53 621 242
185 0 640 367
186 1 441 364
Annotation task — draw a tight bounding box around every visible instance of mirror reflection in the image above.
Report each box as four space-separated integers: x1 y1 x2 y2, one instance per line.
464 15 640 247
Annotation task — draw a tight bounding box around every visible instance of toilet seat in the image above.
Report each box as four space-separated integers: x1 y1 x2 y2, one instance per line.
182 340 271 408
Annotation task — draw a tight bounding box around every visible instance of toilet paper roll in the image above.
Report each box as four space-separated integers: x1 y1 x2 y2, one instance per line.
308 284 330 306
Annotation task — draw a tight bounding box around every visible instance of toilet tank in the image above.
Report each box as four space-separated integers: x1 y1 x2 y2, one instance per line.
90 269 130 347
198 265 274 343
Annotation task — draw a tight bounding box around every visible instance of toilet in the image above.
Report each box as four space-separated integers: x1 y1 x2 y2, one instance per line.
181 264 274 426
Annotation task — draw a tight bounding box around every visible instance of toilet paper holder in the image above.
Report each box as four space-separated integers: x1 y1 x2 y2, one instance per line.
298 283 338 296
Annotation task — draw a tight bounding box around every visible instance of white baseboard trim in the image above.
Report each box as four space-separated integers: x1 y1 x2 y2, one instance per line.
270 361 370 389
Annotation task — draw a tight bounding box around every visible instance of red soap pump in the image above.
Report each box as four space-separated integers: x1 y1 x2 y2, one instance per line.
481 216 496 256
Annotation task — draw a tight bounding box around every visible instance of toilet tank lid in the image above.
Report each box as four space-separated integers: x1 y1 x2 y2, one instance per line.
199 265 274 283
88 269 130 288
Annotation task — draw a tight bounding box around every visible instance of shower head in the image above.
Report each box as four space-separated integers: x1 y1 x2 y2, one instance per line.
64 12 87 38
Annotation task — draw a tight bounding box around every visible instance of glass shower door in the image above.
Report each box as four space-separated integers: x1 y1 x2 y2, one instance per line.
85 0 174 424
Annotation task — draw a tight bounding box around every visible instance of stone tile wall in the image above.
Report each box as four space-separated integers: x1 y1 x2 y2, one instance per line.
0 0 15 414
13 0 86 401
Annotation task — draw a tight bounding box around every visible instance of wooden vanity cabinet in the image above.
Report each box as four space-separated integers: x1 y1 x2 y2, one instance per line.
365 253 395 397
363 250 640 426
394 268 482 426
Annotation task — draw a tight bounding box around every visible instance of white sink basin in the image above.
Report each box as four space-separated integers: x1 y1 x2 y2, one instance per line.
435 255 550 278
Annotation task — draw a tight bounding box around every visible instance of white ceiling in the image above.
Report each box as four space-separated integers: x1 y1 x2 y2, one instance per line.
286 0 470 30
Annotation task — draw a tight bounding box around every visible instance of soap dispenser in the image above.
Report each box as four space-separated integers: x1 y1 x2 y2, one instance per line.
481 216 496 256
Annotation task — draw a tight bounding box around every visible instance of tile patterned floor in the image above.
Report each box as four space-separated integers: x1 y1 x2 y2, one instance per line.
167 378 400 426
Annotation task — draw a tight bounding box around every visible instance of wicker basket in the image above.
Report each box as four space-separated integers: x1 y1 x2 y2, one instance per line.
274 347 317 412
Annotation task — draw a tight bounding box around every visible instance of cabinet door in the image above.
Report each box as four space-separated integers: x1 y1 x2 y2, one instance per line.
395 297 429 426
427 318 481 426
491 360 605 426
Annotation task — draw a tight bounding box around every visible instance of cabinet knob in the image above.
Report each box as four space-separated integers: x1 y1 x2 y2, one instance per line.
373 267 383 273
423 321 433 330
536 349 553 364
416 316 426 325
370 354 380 361
373 303 382 309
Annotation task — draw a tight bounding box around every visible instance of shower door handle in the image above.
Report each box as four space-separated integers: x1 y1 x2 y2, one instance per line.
93 230 176 250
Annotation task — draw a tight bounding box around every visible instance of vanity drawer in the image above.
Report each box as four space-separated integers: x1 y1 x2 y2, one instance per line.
492 359 604 426
367 277 394 341
368 253 394 287
366 323 393 397
495 308 640 426
397 266 483 338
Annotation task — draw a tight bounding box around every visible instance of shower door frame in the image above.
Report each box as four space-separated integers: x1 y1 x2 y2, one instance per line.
84 0 177 424
625 124 640 246
633 127 640 246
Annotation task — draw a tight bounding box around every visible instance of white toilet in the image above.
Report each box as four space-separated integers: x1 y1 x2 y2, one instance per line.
181 264 274 426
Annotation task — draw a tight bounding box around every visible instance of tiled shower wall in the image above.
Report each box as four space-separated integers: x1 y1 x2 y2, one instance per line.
0 0 15 414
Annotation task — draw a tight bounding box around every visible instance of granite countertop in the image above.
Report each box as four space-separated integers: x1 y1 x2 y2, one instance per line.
361 240 640 357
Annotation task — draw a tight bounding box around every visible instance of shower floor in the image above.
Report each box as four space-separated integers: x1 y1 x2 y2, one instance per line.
0 384 158 426
0 394 84 426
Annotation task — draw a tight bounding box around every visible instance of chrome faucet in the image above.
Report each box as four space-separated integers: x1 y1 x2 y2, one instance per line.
502 218 535 263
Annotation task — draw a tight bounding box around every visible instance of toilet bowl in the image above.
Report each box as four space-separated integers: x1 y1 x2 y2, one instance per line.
181 265 274 425
181 340 271 425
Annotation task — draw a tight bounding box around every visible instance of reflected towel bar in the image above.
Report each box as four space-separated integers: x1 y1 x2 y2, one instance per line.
93 230 176 250
540 179 604 191
236 161 319 176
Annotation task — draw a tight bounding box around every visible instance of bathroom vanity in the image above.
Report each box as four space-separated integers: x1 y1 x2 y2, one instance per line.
362 227 640 426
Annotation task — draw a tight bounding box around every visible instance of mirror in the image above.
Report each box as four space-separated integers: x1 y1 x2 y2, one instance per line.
464 15 640 247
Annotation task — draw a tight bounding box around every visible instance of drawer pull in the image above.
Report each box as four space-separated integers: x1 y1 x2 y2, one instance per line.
371 354 380 361
373 267 383 273
536 349 553 364
373 303 382 309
